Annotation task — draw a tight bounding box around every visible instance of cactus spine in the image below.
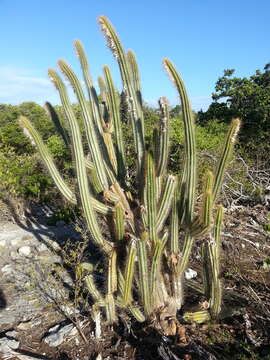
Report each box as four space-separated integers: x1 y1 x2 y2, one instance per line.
19 16 240 326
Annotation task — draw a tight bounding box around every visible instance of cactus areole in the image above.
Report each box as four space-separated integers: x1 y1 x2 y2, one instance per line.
19 16 240 328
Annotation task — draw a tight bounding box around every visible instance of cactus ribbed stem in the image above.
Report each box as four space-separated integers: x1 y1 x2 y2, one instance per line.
163 59 197 275
99 16 145 175
209 206 223 319
103 65 126 181
171 272 183 308
19 116 76 204
108 249 118 294
178 233 193 275
169 176 179 254
45 102 70 147
213 118 240 202
156 97 170 177
127 50 143 107
48 69 110 252
103 124 118 174
183 310 211 324
156 175 176 234
105 294 116 323
123 239 137 306
191 171 213 236
74 40 104 136
114 203 125 241
145 151 157 243
58 60 110 191
98 75 110 127
106 250 117 323
85 274 104 303
150 237 167 308
137 238 151 315
163 59 196 225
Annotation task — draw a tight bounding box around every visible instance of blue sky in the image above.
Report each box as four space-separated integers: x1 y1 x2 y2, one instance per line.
0 0 269 110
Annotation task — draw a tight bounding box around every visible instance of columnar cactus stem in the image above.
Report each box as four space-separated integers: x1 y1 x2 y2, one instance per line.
191 171 213 236
156 175 176 234
212 118 241 202
150 237 167 309
209 206 224 319
114 203 125 241
169 176 179 254
144 151 157 243
99 16 145 176
156 97 170 177
45 101 70 147
126 49 143 107
122 238 137 306
103 65 126 181
137 237 151 315
47 69 111 253
20 115 111 215
19 116 76 204
117 270 146 322
74 40 104 136
163 59 196 226
85 274 105 304
106 249 117 322
183 310 211 324
58 60 111 190
163 59 197 274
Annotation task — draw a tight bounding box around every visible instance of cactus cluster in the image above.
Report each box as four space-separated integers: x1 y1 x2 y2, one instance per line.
19 16 240 327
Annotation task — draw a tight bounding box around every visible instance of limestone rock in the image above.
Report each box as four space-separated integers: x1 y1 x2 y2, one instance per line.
18 246 31 256
44 322 76 347
185 268 197 280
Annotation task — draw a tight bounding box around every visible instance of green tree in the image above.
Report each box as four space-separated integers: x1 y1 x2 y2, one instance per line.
198 64 270 152
170 104 181 118
18 102 55 139
0 104 33 154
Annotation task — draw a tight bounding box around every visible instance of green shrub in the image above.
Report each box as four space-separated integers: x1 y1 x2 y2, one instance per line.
46 205 81 225
0 145 53 200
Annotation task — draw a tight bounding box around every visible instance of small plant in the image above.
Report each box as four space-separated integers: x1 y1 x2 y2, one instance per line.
19 16 240 331
46 205 81 225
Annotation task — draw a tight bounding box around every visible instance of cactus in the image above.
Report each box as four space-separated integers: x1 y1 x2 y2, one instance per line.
202 205 224 319
19 16 240 327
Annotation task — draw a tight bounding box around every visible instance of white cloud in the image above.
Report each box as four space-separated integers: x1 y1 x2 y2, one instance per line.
0 66 72 105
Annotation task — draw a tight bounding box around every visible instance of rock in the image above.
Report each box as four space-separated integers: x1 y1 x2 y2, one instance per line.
0 239 6 247
59 304 77 317
18 246 31 256
10 250 19 260
5 330 19 337
1 264 14 275
44 323 75 347
37 243 48 252
11 238 22 247
31 318 42 327
48 323 61 333
17 320 33 330
0 337 20 352
185 268 197 280
22 234 34 242
45 239 61 251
